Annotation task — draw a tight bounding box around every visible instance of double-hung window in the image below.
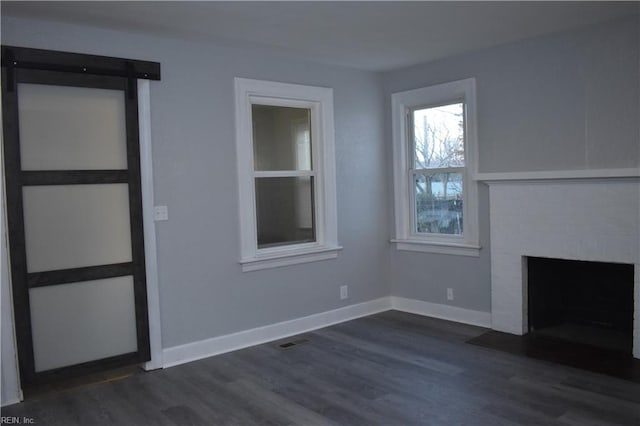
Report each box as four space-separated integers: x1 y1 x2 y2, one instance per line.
391 78 480 256
234 78 340 271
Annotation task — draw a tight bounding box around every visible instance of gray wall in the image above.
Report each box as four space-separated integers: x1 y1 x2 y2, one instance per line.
382 16 639 312
383 16 640 173
1 16 390 349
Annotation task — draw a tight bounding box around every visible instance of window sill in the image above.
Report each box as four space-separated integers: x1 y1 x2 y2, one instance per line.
240 245 343 272
391 239 481 257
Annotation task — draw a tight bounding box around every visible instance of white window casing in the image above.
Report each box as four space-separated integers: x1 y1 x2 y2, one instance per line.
391 78 480 257
234 78 341 272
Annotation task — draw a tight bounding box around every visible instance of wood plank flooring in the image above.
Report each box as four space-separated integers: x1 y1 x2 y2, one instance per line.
3 310 640 425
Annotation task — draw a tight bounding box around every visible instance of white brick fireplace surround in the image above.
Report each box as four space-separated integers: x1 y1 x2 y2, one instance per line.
484 173 640 358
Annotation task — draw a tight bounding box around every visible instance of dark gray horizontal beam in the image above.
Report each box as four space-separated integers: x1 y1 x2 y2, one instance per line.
2 45 161 80
21 170 129 186
28 262 134 288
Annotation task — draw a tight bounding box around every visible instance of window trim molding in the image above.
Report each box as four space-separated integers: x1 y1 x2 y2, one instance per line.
391 78 480 256
234 78 340 272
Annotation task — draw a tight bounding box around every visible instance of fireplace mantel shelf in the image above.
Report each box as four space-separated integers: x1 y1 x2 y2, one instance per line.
474 168 640 183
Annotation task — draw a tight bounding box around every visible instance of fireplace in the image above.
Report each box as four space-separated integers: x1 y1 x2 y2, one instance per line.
487 177 639 359
527 256 634 353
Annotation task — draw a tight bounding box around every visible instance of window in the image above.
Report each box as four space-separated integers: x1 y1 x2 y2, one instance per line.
234 78 340 271
391 78 480 256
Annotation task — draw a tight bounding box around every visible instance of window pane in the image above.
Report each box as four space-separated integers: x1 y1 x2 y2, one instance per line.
414 172 463 235
255 177 315 248
413 103 464 169
252 105 312 171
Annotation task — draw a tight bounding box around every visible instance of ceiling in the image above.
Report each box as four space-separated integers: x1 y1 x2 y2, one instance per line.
2 1 638 72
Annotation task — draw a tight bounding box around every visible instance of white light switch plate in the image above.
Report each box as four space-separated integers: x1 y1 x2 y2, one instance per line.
340 285 348 300
154 205 168 221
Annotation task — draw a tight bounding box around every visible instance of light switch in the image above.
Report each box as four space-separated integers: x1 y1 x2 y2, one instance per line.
154 205 168 221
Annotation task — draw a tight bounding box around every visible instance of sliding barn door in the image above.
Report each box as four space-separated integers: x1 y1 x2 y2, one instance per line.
2 56 151 386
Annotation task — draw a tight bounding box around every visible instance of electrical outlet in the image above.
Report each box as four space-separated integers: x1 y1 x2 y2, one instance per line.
447 288 454 301
154 205 169 221
340 285 348 300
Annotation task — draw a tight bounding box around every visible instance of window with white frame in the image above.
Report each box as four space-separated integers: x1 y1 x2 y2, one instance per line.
391 78 480 256
234 78 340 271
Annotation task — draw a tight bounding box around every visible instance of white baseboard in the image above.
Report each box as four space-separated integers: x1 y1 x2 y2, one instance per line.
163 296 492 369
162 297 392 368
1 397 22 408
391 296 492 328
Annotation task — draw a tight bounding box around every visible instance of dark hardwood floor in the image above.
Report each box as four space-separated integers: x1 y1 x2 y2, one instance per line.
3 310 640 425
468 329 640 383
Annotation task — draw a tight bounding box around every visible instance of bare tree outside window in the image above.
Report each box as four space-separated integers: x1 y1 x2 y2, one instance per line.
412 103 465 235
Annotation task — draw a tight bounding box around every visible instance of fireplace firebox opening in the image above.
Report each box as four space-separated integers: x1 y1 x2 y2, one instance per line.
527 256 634 354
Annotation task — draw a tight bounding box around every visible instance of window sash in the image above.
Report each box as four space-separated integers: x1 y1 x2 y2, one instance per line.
254 175 316 249
251 106 319 253
409 168 466 238
254 170 315 178
408 101 466 170
410 166 465 175
406 98 469 240
409 102 467 236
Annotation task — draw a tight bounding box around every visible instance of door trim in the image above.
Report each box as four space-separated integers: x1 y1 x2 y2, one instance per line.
138 79 163 371
1 71 161 404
